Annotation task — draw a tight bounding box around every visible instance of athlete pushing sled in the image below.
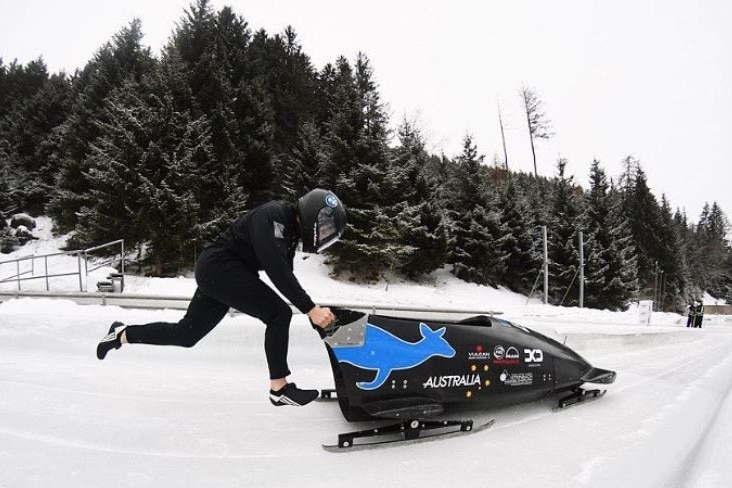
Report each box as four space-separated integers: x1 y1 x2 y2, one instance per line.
96 189 347 407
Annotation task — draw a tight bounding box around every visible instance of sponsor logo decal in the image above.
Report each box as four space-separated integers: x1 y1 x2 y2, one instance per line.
493 345 520 365
499 370 534 387
523 348 544 367
468 344 490 361
423 362 494 397
423 374 482 389
331 323 455 391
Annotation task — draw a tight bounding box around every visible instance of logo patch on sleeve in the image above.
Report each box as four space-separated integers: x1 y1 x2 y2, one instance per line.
273 221 285 239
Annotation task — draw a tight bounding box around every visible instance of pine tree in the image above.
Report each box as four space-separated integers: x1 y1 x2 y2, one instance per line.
0 58 49 120
173 0 227 114
160 47 249 241
0 145 14 215
317 55 393 281
499 181 542 294
171 0 269 203
277 121 325 200
673 209 698 298
0 58 74 215
448 135 509 286
603 186 639 309
548 158 583 305
389 120 446 279
247 26 317 157
450 135 484 210
446 135 482 268
0 152 17 251
50 19 155 231
75 65 214 275
619 160 664 296
696 202 731 299
583 160 638 310
512 170 552 226
0 70 72 214
654 195 689 310
452 205 510 286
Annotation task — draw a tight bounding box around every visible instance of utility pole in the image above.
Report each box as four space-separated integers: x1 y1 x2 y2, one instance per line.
653 261 658 312
543 225 549 304
659 270 665 312
578 230 584 308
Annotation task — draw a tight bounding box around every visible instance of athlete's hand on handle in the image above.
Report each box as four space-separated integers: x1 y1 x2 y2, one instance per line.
308 306 335 329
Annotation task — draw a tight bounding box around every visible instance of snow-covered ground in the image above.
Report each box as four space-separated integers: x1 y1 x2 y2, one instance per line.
2 221 732 487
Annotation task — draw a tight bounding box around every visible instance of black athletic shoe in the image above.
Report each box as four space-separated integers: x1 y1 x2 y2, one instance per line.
97 322 126 360
269 383 319 407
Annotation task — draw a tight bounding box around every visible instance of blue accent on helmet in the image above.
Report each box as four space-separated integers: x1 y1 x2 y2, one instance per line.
325 194 338 208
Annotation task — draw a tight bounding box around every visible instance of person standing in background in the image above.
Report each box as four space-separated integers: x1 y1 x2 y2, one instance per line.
686 300 695 328
694 300 704 328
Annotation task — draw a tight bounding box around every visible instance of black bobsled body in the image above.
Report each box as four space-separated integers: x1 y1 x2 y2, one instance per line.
318 309 616 421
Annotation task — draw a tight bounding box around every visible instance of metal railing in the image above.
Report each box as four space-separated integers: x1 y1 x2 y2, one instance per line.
84 240 125 292
0 289 503 317
0 250 85 291
0 240 125 292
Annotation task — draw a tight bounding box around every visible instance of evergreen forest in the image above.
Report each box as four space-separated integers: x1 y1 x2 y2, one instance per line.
1 0 731 312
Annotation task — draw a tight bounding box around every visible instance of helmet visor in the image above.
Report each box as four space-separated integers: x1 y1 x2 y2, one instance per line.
316 207 342 252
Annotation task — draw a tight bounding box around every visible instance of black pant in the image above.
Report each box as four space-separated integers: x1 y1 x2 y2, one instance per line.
124 247 293 379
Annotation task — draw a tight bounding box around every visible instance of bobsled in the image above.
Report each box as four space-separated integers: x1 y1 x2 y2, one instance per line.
314 308 616 450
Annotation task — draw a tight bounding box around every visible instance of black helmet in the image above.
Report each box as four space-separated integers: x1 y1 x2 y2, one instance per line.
298 189 346 253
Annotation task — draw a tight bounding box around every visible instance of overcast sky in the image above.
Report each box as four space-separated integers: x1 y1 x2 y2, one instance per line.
2 0 731 224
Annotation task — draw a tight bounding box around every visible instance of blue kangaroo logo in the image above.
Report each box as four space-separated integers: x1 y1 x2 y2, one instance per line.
331 323 456 390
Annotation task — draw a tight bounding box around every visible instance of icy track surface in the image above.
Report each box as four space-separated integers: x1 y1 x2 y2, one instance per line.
1 299 732 488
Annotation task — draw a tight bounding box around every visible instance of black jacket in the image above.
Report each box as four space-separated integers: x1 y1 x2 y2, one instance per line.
212 201 316 314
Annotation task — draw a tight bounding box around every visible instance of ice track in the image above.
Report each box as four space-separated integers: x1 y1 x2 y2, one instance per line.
1 299 732 488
